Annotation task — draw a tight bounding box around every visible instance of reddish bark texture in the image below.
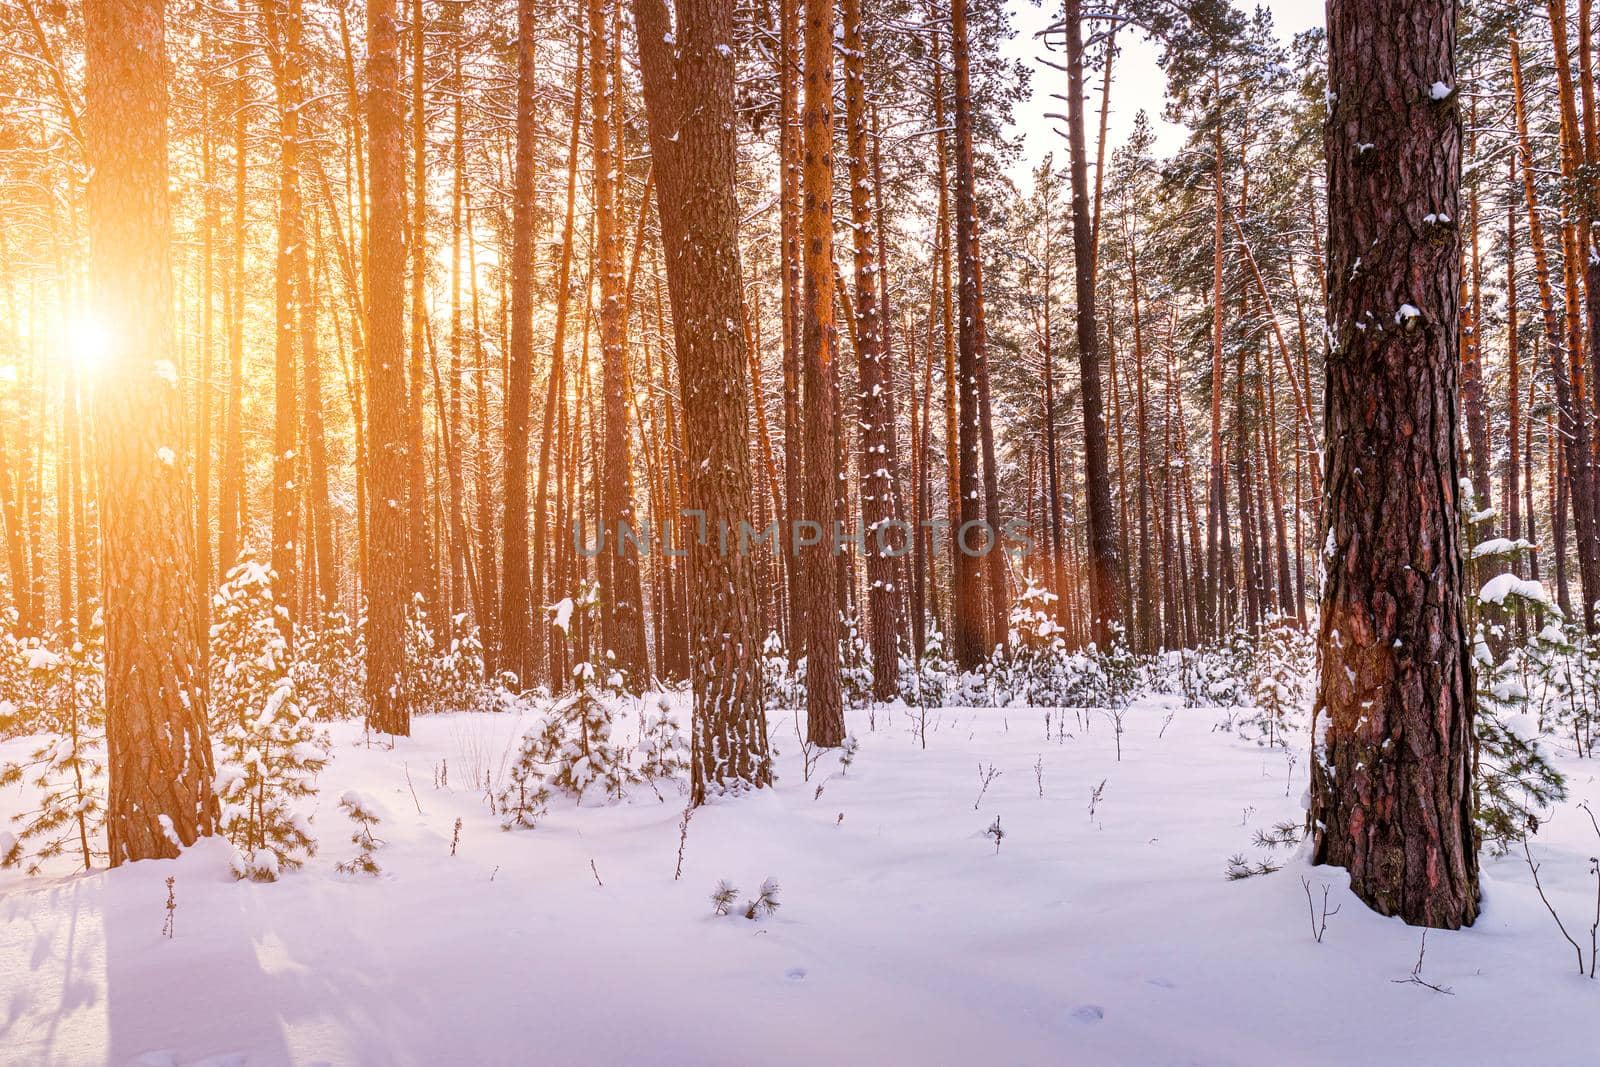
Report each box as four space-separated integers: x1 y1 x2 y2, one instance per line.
1311 0 1478 928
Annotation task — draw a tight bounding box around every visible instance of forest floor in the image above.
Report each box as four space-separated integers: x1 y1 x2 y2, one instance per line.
2 693 1598 1066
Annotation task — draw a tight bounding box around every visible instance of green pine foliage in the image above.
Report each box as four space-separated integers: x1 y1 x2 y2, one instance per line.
403 598 489 715
0 615 106 873
1242 620 1313 748
333 791 384 876
1462 484 1567 854
209 559 329 881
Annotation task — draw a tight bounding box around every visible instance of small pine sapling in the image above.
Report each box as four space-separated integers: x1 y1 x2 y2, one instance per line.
334 791 384 875
743 878 781 920
1251 821 1302 850
1243 619 1313 748
0 620 106 873
1461 484 1568 852
838 736 860 776
711 880 739 916
210 560 329 881
497 729 552 830
638 697 689 790
1224 854 1281 880
531 675 637 802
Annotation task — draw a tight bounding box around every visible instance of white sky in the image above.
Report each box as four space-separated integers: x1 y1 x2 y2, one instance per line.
1002 0 1326 185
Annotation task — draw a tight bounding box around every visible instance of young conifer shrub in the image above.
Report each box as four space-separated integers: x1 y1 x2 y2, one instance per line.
210 559 329 880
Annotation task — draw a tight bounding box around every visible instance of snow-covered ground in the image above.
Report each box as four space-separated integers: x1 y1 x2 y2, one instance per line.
2 695 1597 1066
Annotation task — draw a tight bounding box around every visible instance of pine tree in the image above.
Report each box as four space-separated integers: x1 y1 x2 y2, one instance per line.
1312 0 1479 928
209 560 329 880
86 0 219 863
0 618 106 873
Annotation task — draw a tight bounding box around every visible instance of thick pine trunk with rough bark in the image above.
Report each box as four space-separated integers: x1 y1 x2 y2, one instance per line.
499 0 537 689
365 0 411 734
85 0 220 862
635 0 772 801
1311 0 1478 929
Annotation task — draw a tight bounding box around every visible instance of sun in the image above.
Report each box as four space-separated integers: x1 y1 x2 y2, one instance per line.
66 311 117 376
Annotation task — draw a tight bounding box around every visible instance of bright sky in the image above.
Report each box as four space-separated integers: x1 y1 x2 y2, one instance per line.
1002 0 1326 185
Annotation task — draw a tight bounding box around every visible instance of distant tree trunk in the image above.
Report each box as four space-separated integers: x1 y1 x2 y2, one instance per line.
1311 0 1478 928
365 0 412 734
406 0 434 612
1126 225 1156 648
263 0 306 635
1062 0 1122 646
591 0 649 685
86 0 219 861
843 0 903 699
932 29 959 648
779 0 804 658
1459 104 1492 515
467 203 497 654
1510 28 1599 629
799 0 844 742
1205 68 1227 639
635 0 772 800
220 33 249 573
1039 206 1068 632
949 0 987 669
445 2 469 624
195 76 216 644
532 12 585 689
1505 152 1522 574
0 421 31 633
500 0 537 688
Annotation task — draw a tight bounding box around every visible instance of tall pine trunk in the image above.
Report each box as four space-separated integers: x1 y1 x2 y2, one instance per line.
800 0 844 742
636 0 772 800
1311 0 1478 928
365 0 412 734
86 0 219 861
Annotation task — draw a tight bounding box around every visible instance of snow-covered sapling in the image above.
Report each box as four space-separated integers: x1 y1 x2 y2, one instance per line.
711 880 739 916
1252 821 1302 850
211 559 329 881
639 697 689 788
839 736 859 776
0 622 107 873
1224 854 1281 880
743 878 781 920
450 818 462 857
1033 755 1044 797
497 729 552 830
334 791 384 876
